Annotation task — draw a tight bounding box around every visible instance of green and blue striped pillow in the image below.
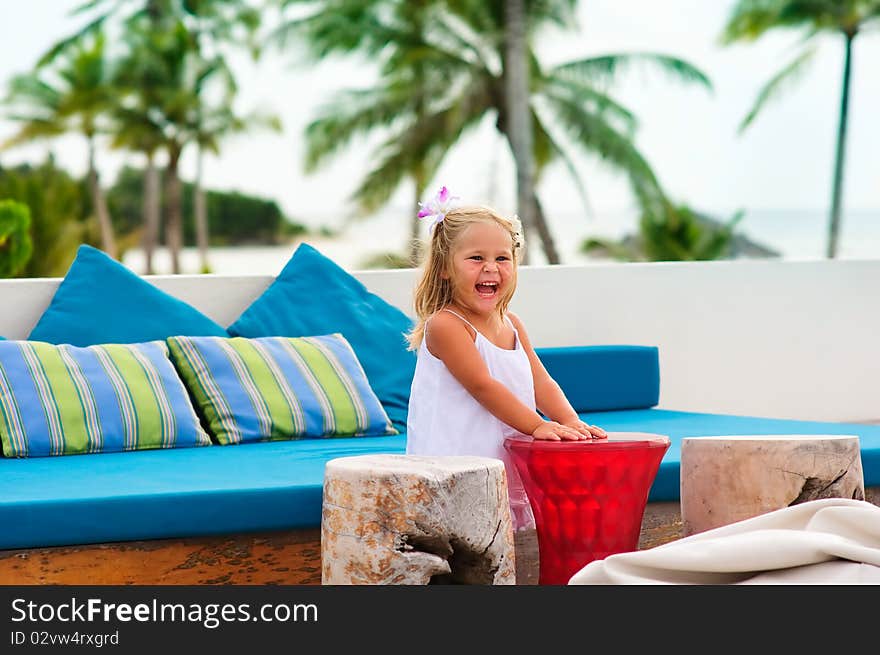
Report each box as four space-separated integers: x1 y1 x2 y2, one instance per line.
0 340 211 457
167 334 397 445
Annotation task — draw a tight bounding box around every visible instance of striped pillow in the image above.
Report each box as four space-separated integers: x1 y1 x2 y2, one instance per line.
167 334 397 445
0 340 211 457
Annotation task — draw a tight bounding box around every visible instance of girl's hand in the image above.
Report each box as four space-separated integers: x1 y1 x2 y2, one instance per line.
562 419 608 440
531 421 585 441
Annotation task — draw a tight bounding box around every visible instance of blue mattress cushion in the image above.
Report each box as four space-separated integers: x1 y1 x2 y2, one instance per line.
537 345 659 412
579 408 880 502
0 434 407 549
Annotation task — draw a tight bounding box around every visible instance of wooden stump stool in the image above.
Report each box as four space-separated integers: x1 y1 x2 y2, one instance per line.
321 455 516 585
681 434 865 536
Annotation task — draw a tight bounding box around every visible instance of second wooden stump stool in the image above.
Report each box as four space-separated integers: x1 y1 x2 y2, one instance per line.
321 454 516 585
680 434 865 536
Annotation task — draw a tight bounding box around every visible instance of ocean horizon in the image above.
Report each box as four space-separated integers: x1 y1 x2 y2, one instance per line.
121 207 880 276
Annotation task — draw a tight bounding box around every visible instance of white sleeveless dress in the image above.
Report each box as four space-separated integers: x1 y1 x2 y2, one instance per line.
406 309 536 531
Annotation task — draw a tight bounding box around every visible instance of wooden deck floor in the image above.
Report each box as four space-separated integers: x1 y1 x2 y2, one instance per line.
0 501 684 585
2 489 875 585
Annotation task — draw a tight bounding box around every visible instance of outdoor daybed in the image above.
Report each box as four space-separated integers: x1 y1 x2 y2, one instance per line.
0 244 878 584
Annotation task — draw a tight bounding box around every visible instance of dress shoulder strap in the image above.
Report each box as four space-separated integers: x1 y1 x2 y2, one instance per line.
443 309 518 342
441 308 479 332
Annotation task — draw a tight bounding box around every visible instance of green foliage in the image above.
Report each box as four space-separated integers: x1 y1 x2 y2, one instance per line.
0 199 34 278
581 203 744 262
105 165 307 245
357 250 416 270
720 0 878 44
0 158 94 277
185 185 290 245
640 204 744 261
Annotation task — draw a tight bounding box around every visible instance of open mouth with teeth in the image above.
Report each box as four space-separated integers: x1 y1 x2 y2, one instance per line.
475 281 499 298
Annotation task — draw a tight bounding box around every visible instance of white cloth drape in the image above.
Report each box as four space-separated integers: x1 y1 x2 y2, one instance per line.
569 498 880 585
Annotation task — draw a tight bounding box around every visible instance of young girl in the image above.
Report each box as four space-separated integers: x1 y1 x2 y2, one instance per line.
405 188 607 531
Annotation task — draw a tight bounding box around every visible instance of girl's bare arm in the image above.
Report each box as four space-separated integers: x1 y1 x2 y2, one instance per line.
509 313 607 439
426 311 582 441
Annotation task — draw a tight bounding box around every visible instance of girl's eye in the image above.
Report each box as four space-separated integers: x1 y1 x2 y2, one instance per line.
469 256 483 261
497 256 510 262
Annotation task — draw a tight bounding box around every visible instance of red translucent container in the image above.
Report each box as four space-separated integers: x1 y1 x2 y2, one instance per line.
505 432 670 585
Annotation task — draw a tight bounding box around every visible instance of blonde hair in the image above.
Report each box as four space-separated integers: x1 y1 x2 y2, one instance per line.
406 205 523 350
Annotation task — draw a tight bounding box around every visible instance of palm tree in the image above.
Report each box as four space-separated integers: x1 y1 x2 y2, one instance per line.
274 0 447 263
41 0 262 65
2 33 118 258
111 22 170 274
40 0 263 273
503 0 539 264
110 106 164 273
192 104 282 272
144 21 219 274
106 16 253 274
274 0 711 263
721 0 880 259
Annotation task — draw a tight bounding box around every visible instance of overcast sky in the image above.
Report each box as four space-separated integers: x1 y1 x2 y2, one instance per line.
1 0 878 230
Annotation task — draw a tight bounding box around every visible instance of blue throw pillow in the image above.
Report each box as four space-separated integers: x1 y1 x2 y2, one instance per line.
227 243 415 429
29 245 227 346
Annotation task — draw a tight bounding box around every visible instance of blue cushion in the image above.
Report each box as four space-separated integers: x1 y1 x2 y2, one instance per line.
227 244 415 430
537 345 659 412
0 434 406 549
579 408 880 502
29 245 227 346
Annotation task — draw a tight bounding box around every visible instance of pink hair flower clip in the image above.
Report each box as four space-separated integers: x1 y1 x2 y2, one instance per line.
417 186 459 230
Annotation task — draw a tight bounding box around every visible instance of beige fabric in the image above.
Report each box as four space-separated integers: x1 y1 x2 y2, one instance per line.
569 499 880 585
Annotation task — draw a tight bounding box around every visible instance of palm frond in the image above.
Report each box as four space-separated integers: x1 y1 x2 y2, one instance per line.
553 53 712 92
382 39 486 79
542 75 638 136
721 1 786 42
738 45 815 132
269 2 396 58
721 0 855 43
541 90 661 204
350 81 494 214
4 75 62 112
430 9 501 73
531 108 595 221
71 0 110 16
36 14 108 67
528 0 579 30
1 120 68 149
303 83 428 171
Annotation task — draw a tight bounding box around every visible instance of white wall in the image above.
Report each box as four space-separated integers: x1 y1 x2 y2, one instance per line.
1 259 877 423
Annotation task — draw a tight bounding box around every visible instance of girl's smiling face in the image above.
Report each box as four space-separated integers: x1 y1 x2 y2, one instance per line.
445 220 516 316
